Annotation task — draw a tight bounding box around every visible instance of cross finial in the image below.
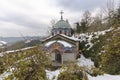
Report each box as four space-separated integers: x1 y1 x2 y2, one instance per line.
60 10 64 20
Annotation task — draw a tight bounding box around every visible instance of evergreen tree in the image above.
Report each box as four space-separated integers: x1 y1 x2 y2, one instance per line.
100 29 120 74
3 47 51 80
75 22 81 34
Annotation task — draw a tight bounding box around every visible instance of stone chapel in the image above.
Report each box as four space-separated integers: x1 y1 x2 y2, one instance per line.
43 11 80 66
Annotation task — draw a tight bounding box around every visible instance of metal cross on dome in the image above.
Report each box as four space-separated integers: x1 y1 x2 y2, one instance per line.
60 10 64 20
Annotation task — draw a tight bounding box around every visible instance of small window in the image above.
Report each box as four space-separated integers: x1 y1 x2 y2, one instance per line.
65 30 67 35
52 32 54 35
60 30 62 34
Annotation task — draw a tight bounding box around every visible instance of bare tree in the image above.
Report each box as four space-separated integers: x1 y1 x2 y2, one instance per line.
50 19 56 28
82 10 92 27
46 19 56 36
102 0 115 27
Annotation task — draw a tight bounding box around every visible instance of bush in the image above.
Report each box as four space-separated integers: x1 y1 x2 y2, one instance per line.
4 47 51 80
58 64 88 80
100 29 120 74
90 67 104 76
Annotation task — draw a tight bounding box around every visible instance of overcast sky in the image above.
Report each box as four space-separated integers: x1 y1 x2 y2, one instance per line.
0 0 119 37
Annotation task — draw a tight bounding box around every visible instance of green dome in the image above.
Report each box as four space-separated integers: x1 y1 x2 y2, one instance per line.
54 20 71 28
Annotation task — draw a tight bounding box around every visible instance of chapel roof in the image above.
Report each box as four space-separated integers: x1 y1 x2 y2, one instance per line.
54 11 71 29
54 20 71 29
42 34 80 46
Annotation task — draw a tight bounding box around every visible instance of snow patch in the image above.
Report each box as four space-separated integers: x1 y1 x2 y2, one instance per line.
0 72 11 80
0 41 7 45
88 74 120 80
77 55 94 69
46 69 60 80
0 41 7 47
79 28 113 50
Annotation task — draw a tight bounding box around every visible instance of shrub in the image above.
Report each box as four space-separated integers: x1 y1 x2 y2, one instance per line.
58 64 88 80
90 67 104 76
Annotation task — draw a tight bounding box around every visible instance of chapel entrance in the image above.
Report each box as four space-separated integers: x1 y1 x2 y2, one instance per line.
55 50 62 63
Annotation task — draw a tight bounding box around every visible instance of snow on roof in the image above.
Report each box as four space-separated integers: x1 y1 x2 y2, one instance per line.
45 40 73 47
43 34 80 42
60 34 80 41
45 41 56 47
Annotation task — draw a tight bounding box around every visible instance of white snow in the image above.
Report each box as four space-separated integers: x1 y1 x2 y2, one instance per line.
57 40 72 47
1 69 120 80
43 34 80 42
0 41 7 47
60 34 80 41
79 28 113 50
45 40 73 47
0 72 11 80
0 41 7 45
77 54 94 69
88 74 120 80
45 41 56 47
46 69 60 80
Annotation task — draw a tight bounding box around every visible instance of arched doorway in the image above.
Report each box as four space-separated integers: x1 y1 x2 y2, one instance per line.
54 50 62 63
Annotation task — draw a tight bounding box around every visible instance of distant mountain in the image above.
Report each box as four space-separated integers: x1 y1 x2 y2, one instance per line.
0 36 46 51
6 39 42 51
0 36 45 44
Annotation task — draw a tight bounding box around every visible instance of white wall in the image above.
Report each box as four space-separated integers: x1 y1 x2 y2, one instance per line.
63 53 76 61
50 53 76 62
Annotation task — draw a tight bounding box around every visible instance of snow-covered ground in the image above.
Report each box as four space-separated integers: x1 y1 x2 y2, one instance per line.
46 69 120 80
77 54 94 69
45 54 120 80
46 69 60 80
88 74 120 80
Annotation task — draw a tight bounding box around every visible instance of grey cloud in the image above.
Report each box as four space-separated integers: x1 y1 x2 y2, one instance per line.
56 0 106 11
0 11 49 37
0 12 47 29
